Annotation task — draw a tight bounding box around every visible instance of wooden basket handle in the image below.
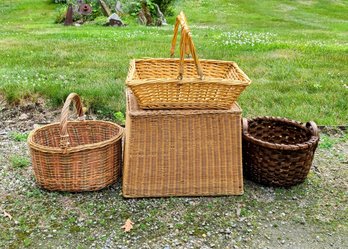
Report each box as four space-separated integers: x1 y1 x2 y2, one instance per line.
171 11 190 56
306 121 319 137
170 11 204 80
59 93 85 149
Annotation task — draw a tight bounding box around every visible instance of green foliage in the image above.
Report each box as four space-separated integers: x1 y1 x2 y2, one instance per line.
23 238 32 247
126 1 142 17
319 132 348 149
10 155 30 169
341 132 348 142
92 16 108 25
152 0 175 15
86 1 105 21
127 1 156 17
9 132 29 142
54 4 68 23
54 0 107 23
114 111 125 125
127 0 174 19
321 134 341 149
54 0 173 24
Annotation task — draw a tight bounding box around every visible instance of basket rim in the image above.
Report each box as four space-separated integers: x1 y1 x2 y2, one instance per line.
126 90 242 115
28 120 124 154
126 58 251 86
242 117 319 151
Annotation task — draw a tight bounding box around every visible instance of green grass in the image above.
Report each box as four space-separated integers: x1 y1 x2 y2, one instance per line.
0 0 347 124
319 131 348 149
9 132 29 142
9 155 30 168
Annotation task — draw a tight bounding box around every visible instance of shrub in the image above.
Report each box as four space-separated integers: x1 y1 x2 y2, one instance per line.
126 0 175 25
126 1 156 17
54 0 105 23
152 0 175 16
54 4 68 23
54 0 175 24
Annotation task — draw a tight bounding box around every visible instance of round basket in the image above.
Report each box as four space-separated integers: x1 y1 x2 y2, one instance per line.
28 93 124 192
242 117 319 187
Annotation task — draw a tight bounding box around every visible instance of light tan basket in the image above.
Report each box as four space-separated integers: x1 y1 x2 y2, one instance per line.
123 90 243 197
126 11 251 110
28 93 124 192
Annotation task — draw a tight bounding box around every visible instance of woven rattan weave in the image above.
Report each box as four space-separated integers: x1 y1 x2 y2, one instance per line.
126 12 251 110
123 90 243 197
28 93 124 192
242 117 319 187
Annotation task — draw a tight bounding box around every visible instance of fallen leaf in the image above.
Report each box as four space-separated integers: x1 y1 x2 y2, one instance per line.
3 210 12 220
121 219 134 232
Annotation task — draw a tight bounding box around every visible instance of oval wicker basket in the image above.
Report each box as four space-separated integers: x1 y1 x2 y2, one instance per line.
28 93 124 192
126 11 251 110
242 117 319 187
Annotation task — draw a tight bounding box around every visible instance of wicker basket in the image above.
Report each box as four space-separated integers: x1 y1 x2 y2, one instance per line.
242 117 319 187
28 93 124 192
126 11 251 110
123 90 243 197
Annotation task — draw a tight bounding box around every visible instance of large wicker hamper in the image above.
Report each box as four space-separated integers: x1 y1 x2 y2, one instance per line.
123 90 243 197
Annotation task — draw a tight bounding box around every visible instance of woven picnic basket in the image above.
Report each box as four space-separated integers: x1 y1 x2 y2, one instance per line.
126 11 251 110
28 93 124 192
242 117 319 187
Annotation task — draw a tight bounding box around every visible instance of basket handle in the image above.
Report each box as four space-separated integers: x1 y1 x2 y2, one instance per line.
306 121 319 137
59 93 85 149
242 118 248 134
170 11 204 80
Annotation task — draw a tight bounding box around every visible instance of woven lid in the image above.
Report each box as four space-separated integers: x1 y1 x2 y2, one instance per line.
126 89 242 116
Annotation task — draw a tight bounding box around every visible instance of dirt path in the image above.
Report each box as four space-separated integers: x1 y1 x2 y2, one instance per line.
0 101 347 249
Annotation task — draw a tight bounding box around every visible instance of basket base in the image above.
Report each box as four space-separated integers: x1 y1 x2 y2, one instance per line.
36 179 117 192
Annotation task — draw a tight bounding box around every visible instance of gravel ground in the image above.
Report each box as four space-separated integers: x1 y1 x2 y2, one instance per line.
0 100 347 249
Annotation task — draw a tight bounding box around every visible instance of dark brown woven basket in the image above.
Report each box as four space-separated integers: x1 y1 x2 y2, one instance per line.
242 117 319 187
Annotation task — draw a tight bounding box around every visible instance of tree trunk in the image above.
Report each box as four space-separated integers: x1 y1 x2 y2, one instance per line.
99 0 111 17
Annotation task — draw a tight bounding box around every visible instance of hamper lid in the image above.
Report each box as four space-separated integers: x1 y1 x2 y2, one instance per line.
126 89 242 116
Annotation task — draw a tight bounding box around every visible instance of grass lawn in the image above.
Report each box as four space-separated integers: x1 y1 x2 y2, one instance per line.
0 0 347 125
0 1 348 248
